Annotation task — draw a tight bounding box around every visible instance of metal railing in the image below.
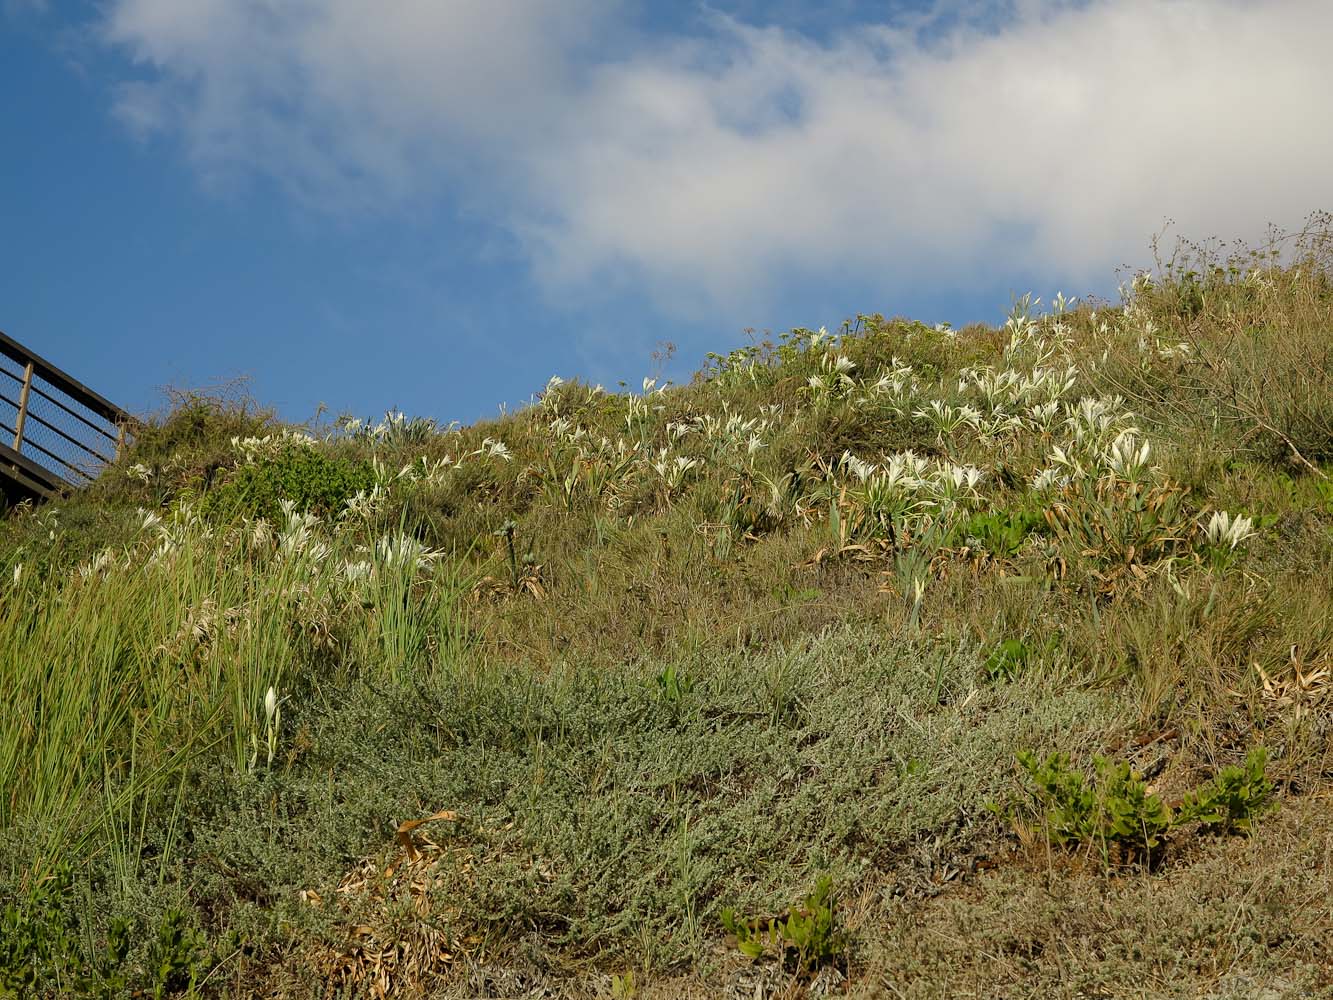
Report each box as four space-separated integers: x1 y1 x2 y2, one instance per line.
1 331 139 500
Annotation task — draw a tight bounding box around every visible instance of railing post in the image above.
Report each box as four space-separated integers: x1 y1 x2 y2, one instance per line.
12 361 34 452
116 421 127 460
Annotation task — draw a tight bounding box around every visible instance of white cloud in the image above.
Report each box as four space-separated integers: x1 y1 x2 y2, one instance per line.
103 0 606 201
99 0 1333 314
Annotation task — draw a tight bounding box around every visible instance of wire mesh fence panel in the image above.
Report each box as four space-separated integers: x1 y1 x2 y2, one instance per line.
20 372 121 483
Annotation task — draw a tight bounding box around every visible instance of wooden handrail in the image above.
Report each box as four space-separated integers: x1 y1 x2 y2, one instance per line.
1 442 62 500
12 361 33 452
0 331 136 429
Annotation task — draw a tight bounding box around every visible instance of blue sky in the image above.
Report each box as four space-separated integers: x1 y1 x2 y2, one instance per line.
3 0 1330 426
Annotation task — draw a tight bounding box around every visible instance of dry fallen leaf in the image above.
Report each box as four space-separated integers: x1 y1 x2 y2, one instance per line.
396 809 460 861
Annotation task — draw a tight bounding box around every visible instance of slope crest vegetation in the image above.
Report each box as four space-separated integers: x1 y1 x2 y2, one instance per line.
2 217 1332 997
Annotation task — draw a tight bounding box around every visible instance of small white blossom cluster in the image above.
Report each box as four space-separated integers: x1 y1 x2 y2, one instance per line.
1202 510 1257 551
230 429 318 464
276 500 330 564
1031 395 1155 490
668 405 772 461
651 449 700 493
834 450 988 531
807 353 857 402
138 503 212 568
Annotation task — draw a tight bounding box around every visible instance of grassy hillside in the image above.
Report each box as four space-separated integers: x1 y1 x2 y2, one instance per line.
2 220 1332 998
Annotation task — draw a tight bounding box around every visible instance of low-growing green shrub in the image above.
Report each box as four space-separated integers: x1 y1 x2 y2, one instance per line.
1095 756 1174 852
1177 748 1277 835
1 865 82 995
0 865 218 999
1017 751 1171 858
1018 746 1278 866
721 874 847 974
955 508 1044 561
1016 750 1099 848
200 444 375 523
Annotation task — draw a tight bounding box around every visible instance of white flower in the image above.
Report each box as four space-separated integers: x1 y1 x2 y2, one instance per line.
231 429 317 464
650 449 699 491
147 536 178 567
828 355 855 377
1065 396 1131 444
77 549 114 581
376 532 439 572
1031 468 1068 491
265 686 279 724
929 463 985 509
276 504 327 561
839 451 876 483
939 463 985 492
1202 511 1257 551
1027 401 1061 431
1106 431 1153 482
477 438 512 461
341 559 373 583
808 353 857 402
915 400 978 438
420 458 454 487
899 452 930 479
1023 366 1079 404
977 413 1024 442
1048 446 1086 480
342 486 387 520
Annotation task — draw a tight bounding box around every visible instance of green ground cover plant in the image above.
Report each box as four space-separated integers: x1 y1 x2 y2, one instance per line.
1014 747 1274 866
1176 747 1278 835
1 216 1331 997
721 874 847 973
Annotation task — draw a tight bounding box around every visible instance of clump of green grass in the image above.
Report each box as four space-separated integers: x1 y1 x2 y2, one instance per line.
0 496 466 884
